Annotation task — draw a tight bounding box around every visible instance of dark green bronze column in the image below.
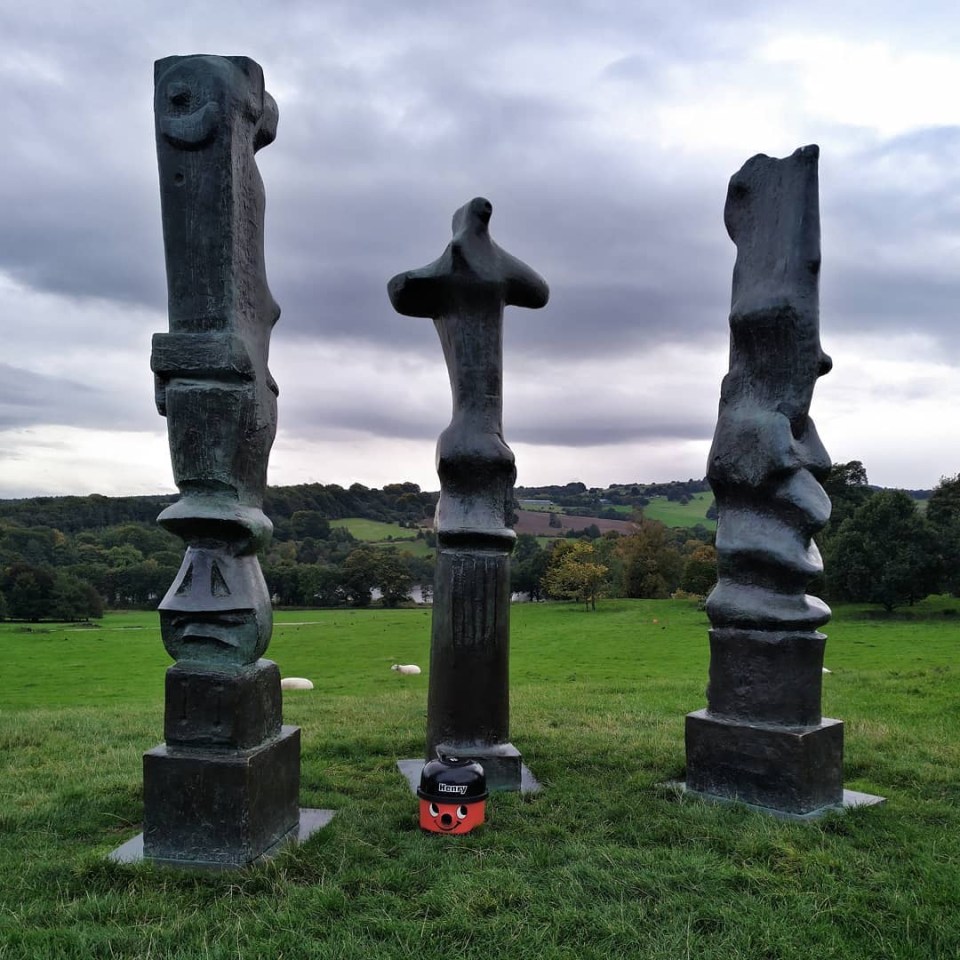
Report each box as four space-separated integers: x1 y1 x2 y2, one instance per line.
685 146 882 817
389 198 548 790
111 55 331 868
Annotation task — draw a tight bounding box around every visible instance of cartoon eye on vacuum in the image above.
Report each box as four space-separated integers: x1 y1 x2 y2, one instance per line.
417 754 487 834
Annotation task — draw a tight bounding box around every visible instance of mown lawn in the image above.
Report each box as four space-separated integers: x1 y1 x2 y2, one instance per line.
1 599 958 958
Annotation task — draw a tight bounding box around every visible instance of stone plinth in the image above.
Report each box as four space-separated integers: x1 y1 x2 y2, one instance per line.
685 710 843 815
143 726 301 867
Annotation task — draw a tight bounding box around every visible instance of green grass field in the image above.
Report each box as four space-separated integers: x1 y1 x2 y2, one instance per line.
642 492 716 530
332 517 433 557
1 599 958 958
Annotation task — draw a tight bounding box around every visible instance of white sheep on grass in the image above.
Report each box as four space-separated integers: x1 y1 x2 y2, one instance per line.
391 664 421 676
280 677 314 690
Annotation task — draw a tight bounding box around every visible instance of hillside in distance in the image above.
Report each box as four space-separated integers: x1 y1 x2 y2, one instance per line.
0 478 717 537
0 474 931 537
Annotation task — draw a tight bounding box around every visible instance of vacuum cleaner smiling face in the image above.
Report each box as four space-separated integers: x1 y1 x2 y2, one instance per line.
419 798 484 834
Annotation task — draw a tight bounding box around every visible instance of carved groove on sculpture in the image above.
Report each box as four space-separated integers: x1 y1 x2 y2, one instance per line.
705 144 833 635
448 552 502 650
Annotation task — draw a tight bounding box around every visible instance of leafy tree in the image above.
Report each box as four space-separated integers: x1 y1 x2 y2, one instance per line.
98 523 178 555
405 553 436 600
50 573 103 620
296 537 323 564
542 541 608 610
263 561 303 606
297 564 345 607
821 460 874 539
107 558 177 608
511 534 548 601
329 526 357 545
1 563 101 620
926 474 960 596
614 520 683 599
0 526 59 566
826 490 940 611
104 545 144 568
679 543 717 598
377 550 414 607
4 563 56 620
290 511 331 541
340 547 381 607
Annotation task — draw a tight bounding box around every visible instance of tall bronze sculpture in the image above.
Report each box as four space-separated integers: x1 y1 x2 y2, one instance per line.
685 145 882 816
112 55 330 867
389 198 548 790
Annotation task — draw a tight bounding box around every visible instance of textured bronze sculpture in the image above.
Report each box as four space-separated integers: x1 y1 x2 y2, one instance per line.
112 55 330 867
151 53 279 673
389 198 548 790
685 146 881 816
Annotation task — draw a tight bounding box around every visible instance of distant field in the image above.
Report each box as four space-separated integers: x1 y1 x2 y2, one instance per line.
332 517 433 556
517 501 560 513
332 517 418 541
642 491 716 530
514 509 636 537
519 495 715 532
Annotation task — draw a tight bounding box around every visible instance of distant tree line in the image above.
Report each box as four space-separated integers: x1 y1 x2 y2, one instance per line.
519 462 951 614
514 478 711 517
511 519 717 607
0 467 950 619
0 482 438 620
0 482 437 536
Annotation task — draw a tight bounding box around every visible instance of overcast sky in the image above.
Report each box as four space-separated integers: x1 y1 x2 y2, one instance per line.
2 1 960 499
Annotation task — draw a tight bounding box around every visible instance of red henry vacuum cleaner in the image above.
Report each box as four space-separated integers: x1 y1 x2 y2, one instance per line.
417 754 487 834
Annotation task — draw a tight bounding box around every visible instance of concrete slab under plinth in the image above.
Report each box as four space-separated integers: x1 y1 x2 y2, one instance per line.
398 759 541 794
662 782 885 821
108 808 335 869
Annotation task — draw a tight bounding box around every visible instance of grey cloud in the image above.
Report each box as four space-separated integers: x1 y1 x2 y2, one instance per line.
508 411 715 447
818 127 960 341
825 267 960 334
0 0 746 366
0 364 146 431
279 355 718 449
283 401 716 450
870 125 960 162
